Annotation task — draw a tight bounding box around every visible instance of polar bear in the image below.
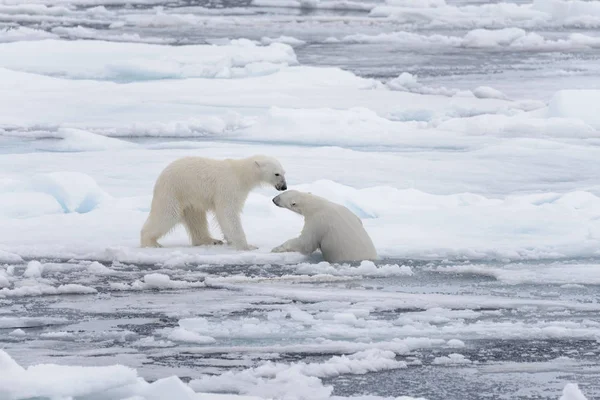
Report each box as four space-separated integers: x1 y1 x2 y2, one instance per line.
141 155 287 250
271 190 377 263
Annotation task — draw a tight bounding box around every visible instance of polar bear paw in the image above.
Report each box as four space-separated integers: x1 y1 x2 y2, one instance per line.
271 245 287 253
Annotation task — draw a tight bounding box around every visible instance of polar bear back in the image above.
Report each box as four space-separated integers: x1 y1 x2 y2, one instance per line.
153 156 242 212
307 200 377 263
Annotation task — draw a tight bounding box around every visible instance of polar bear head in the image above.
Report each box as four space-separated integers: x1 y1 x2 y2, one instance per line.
253 155 287 191
272 190 319 215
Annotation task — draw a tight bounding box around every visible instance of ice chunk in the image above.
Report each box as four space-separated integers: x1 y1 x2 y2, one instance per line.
0 317 67 329
386 0 445 7
167 327 217 344
532 0 600 26
0 26 58 43
560 383 589 400
9 328 26 337
472 86 509 100
23 260 44 278
294 261 414 277
0 349 140 399
0 250 22 264
0 273 9 288
138 376 197 400
432 353 472 365
111 273 206 291
87 261 117 275
190 349 405 398
261 35 306 47
0 39 297 81
0 284 97 297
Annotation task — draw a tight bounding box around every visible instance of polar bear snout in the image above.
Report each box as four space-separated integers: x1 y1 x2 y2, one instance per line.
272 195 282 206
275 181 287 191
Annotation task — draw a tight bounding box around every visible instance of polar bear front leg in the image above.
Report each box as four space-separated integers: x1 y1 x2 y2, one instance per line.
215 205 257 251
182 207 223 246
271 234 318 255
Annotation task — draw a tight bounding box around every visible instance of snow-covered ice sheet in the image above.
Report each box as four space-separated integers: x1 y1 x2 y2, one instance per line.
2 0 600 399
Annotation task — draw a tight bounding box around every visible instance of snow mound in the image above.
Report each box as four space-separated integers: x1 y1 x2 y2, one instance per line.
30 172 111 213
43 128 137 152
548 90 600 129
0 39 298 81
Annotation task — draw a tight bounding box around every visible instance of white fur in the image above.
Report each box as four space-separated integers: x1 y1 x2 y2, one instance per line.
271 190 377 263
141 155 287 250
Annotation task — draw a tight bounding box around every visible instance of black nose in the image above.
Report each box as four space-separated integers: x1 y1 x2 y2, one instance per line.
281 184 287 191
272 198 278 205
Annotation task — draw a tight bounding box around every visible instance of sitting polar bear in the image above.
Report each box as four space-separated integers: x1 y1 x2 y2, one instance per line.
271 190 377 263
141 155 287 250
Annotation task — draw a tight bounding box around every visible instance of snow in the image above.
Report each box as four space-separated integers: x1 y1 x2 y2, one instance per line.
341 28 600 51
1 1 600 398
369 0 600 29
547 90 600 129
0 39 297 81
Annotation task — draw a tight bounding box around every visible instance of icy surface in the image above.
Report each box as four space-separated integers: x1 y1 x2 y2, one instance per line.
1 0 600 399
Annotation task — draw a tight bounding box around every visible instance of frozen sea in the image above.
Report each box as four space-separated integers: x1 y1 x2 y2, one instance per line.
1 0 600 399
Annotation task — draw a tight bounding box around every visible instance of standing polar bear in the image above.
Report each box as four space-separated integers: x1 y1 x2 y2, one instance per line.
141 155 287 250
271 190 377 263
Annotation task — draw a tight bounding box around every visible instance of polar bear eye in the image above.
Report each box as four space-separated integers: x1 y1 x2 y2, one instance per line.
275 173 280 177
291 202 296 206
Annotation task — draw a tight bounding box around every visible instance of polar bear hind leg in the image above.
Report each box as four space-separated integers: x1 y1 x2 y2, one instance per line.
140 206 180 248
182 207 223 246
